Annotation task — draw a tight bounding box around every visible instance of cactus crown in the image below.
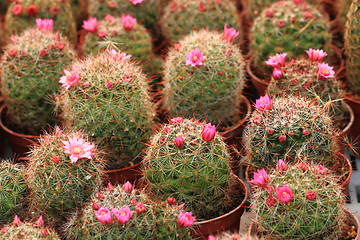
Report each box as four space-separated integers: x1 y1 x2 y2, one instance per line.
0 26 76 135
251 160 346 240
57 49 155 169
163 29 246 127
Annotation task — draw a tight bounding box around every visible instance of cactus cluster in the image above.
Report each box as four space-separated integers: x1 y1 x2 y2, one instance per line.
250 160 346 240
163 29 246 127
5 0 77 42
161 0 241 43
56 49 155 170
244 95 339 169
0 22 76 135
65 183 193 239
0 161 27 225
25 127 104 224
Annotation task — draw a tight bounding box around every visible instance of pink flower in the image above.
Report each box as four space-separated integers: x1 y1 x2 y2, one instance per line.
276 184 294 203
277 20 286 28
314 165 328 175
178 211 196 228
202 123 216 142
279 135 286 142
272 68 283 79
41 227 48 237
8 49 17 57
52 155 60 163
318 63 335 79
59 65 80 90
121 14 136 31
170 117 183 124
95 207 113 225
104 14 115 22
265 53 287 68
98 30 107 38
62 136 94 163
277 159 288 172
27 4 38 16
254 94 271 111
129 0 145 4
35 216 44 226
12 4 23 16
164 126 172 134
293 0 305 4
302 128 310 136
113 206 134 224
222 24 239 43
267 196 276 206
105 81 113 89
185 48 206 67
306 190 317 200
36 18 53 32
167 197 177 205
304 11 313 19
40 49 48 57
209 236 217 240
107 49 131 62
306 48 327 62
92 202 100 210
123 181 133 193
267 128 274 135
173 137 185 148
82 17 98 33
266 10 274 18
135 202 146 214
253 115 262 125
13 215 21 226
250 169 269 188
107 182 115 192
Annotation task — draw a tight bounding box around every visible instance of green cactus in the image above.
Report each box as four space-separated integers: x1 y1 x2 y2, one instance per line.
56 49 155 170
0 161 27 225
250 161 346 240
161 0 241 43
163 29 246 126
5 0 77 42
25 127 104 224
344 0 360 95
244 96 339 169
65 183 192 239
0 26 76 135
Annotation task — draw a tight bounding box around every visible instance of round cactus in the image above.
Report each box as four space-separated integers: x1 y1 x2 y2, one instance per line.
0 161 27 225
163 29 246 126
244 95 339 169
161 0 241 43
56 49 155 170
65 183 193 239
250 0 330 76
5 0 77 42
250 160 345 239
0 21 76 135
25 127 104 224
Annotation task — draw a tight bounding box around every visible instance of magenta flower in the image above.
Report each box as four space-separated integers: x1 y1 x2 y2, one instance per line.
12 215 21 226
62 136 94 163
293 0 305 4
318 63 335 79
129 0 145 4
276 184 294 203
254 94 271 111
82 17 98 33
107 49 132 62
59 65 80 90
173 137 185 148
314 165 328 175
95 207 113 225
112 206 134 224
277 159 288 172
202 123 216 142
208 235 217 240
135 202 146 214
222 24 239 43
178 211 196 228
265 53 287 68
185 48 206 67
36 18 53 32
121 14 136 31
35 216 44 226
306 190 317 200
306 48 327 62
170 117 183 124
250 169 269 188
123 181 133 193
167 197 177 205
272 68 283 79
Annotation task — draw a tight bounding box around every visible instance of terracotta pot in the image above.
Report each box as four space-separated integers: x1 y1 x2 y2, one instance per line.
246 56 269 98
337 101 355 153
104 161 142 186
344 96 360 157
191 174 248 239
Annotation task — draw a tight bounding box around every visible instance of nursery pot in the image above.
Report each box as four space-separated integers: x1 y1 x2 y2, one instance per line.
344 96 360 157
191 174 248 239
104 161 142 186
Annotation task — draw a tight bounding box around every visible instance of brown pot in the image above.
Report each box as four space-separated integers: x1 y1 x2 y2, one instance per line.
104 161 142 186
246 56 269 98
191 174 248 240
344 96 360 157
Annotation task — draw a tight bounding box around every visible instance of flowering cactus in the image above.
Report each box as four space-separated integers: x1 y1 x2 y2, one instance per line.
0 22 76 135
142 118 240 219
243 95 339 169
56 49 155 169
251 160 346 239
65 184 193 239
25 127 104 224
5 0 77 42
163 29 246 126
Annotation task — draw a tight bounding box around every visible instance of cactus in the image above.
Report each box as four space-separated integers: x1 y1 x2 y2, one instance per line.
0 161 27 225
250 0 331 76
5 0 77 42
25 127 104 224
344 0 360 95
244 95 339 169
142 118 241 219
208 233 258 240
65 183 193 239
56 49 155 170
0 22 76 135
161 0 241 43
250 160 346 239
163 29 246 126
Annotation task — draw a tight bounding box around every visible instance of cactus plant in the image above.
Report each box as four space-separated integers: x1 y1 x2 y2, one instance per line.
25 127 104 224
0 21 76 135
243 95 339 169
0 161 27 225
56 49 155 170
5 0 77 42
161 0 241 43
163 29 246 127
65 183 193 239
250 160 346 240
